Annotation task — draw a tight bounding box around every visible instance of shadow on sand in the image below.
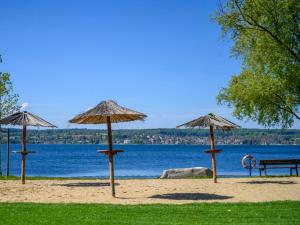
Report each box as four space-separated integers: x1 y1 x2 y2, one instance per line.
53 182 119 187
149 193 233 201
237 180 297 184
237 180 296 185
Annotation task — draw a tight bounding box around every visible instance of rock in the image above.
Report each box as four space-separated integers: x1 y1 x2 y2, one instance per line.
160 167 212 179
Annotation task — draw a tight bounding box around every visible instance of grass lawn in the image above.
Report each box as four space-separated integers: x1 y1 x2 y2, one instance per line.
0 201 299 225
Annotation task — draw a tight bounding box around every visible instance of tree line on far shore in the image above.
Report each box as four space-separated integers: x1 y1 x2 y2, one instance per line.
1 128 299 145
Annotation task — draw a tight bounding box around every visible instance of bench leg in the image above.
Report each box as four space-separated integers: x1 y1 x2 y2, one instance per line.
264 166 267 176
296 167 299 176
259 169 262 176
290 168 293 176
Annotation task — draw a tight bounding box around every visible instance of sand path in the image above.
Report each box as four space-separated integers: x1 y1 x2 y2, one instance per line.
1 177 300 204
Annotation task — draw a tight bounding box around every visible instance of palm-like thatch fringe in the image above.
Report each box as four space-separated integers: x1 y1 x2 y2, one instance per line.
177 113 240 130
0 111 57 127
69 100 147 124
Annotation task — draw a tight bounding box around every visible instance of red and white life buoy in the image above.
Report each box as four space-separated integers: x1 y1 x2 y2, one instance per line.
242 155 256 169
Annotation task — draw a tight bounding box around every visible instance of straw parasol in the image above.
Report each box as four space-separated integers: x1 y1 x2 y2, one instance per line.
177 113 240 183
69 100 147 197
0 111 57 184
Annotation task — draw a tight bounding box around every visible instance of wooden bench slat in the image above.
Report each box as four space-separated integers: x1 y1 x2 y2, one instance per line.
259 159 299 177
260 159 300 165
259 165 297 169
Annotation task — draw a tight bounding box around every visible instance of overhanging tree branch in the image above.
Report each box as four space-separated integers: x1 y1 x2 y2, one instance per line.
233 0 300 63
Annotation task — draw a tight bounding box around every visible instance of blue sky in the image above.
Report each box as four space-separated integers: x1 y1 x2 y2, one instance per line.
0 0 285 129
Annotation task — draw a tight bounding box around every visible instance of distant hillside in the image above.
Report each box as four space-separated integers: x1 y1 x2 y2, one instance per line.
1 128 300 145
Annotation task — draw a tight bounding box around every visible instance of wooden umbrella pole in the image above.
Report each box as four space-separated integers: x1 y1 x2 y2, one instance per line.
21 125 27 184
106 116 116 197
209 126 217 183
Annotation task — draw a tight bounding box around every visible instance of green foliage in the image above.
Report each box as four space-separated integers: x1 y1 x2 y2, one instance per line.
0 55 19 118
0 201 299 224
217 71 297 127
0 73 19 118
214 0 300 128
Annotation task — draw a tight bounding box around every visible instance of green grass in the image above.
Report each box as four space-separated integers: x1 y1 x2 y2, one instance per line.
0 201 299 225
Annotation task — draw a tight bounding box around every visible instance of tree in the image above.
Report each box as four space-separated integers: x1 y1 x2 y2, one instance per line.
0 74 19 118
0 55 19 175
214 0 300 128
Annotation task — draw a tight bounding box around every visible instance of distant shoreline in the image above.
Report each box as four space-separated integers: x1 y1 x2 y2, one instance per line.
3 143 300 146
1 128 300 145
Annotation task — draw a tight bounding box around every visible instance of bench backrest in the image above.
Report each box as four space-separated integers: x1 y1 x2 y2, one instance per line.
260 159 300 165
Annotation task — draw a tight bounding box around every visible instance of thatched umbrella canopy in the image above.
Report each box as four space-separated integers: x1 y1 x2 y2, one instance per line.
177 113 240 183
69 100 147 197
0 111 56 184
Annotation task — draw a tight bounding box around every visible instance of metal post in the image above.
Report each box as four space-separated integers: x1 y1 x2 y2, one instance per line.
249 157 252 177
0 125 2 176
0 94 1 176
6 129 10 176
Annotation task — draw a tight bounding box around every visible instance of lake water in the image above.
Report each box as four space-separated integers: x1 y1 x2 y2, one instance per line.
1 144 300 178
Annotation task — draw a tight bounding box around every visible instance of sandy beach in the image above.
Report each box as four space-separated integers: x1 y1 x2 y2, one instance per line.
0 177 300 204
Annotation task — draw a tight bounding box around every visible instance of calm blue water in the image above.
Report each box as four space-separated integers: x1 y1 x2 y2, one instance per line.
1 144 300 178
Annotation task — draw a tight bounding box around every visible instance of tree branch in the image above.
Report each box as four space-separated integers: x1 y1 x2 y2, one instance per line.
233 0 300 63
273 93 300 120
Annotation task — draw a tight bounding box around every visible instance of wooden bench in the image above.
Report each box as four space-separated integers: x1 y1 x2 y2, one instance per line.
259 159 299 176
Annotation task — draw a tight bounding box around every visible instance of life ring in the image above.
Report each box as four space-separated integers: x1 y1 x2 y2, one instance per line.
242 155 256 169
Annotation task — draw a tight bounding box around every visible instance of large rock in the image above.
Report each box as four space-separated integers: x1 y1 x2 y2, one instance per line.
160 167 212 179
